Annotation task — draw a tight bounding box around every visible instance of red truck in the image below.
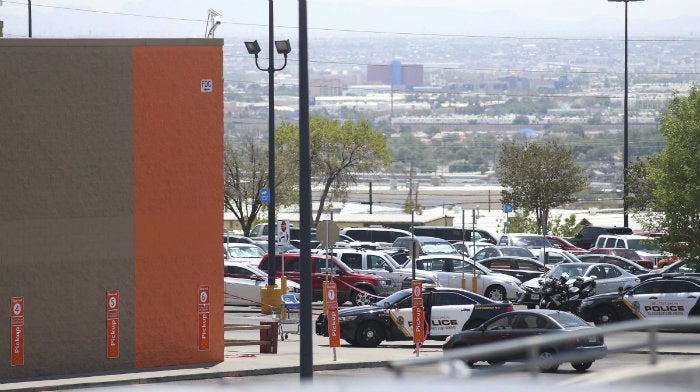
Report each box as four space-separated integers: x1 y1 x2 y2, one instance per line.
258 253 394 306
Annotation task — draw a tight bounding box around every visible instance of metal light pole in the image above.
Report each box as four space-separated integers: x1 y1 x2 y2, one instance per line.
609 0 643 228
298 0 314 379
244 0 291 287
27 0 32 37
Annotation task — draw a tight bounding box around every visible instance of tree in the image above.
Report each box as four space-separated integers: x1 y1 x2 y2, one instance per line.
496 139 588 234
276 117 392 226
223 136 268 236
641 87 700 257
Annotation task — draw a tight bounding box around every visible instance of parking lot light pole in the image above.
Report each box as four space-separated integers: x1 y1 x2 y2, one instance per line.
608 0 643 227
243 1 291 288
244 1 291 315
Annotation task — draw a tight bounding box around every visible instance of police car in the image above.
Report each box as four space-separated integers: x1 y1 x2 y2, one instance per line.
315 287 513 347
578 275 700 325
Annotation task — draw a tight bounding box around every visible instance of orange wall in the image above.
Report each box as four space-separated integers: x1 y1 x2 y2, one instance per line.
132 45 223 367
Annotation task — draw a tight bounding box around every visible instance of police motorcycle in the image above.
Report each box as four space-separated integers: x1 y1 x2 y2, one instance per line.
539 272 596 311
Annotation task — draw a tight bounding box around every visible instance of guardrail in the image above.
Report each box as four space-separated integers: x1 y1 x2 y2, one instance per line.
385 318 700 377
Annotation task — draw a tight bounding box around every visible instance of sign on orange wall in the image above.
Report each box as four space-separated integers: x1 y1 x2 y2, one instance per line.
106 290 120 358
11 297 24 366
325 283 340 348
198 285 210 351
411 281 424 343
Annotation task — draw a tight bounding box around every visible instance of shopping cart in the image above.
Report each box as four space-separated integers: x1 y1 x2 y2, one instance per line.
279 294 300 341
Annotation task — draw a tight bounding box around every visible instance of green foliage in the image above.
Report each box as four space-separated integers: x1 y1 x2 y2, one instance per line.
276 116 392 225
497 139 588 234
549 214 581 237
504 211 538 233
644 86 700 257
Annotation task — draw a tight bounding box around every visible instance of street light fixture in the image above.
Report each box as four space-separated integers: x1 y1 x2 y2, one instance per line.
608 0 643 228
243 0 291 290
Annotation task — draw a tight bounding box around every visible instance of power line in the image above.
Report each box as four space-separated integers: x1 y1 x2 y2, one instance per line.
5 1 700 42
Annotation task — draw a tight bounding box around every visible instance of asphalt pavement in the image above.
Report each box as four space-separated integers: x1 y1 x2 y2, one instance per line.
3 310 700 392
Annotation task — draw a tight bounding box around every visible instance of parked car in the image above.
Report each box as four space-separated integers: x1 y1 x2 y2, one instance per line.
545 235 588 255
477 256 546 283
223 262 300 306
442 309 607 372
339 226 412 247
223 234 262 246
537 248 582 269
320 248 440 290
224 243 266 263
578 275 700 325
587 247 652 269
249 222 320 248
638 257 700 281
517 262 640 308
473 246 535 261
315 287 514 347
258 253 394 306
403 255 525 301
497 233 551 256
410 226 497 244
392 236 460 256
577 254 650 275
451 241 494 258
567 225 633 250
593 234 669 268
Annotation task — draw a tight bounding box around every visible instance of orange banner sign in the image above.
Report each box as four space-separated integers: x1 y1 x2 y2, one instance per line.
411 281 424 343
106 290 119 358
412 306 424 343
11 297 24 366
198 285 210 351
325 283 340 347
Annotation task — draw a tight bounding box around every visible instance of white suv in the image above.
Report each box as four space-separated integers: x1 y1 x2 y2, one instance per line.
326 249 440 291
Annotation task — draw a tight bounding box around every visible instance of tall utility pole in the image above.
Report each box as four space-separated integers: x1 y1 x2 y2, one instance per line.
609 0 643 227
28 0 32 37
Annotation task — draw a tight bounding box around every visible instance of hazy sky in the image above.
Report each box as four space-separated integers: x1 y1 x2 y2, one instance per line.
2 0 699 39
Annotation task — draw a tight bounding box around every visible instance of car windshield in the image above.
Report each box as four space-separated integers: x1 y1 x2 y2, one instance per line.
669 257 700 273
626 238 661 252
227 246 264 258
383 254 402 269
548 311 589 328
502 247 534 257
510 235 550 249
243 264 267 276
544 264 587 279
421 242 459 254
376 290 409 307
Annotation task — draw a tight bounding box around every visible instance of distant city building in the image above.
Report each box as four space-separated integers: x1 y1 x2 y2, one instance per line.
367 60 424 88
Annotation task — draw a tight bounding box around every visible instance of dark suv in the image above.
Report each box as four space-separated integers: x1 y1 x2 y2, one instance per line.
567 226 633 250
258 253 393 306
410 226 497 244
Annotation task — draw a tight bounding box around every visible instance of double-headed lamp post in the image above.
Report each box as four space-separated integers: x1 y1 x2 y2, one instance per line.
243 1 291 301
609 0 643 228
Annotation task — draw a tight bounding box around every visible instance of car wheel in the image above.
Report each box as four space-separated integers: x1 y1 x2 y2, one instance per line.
355 321 385 347
485 285 507 301
593 306 617 325
572 361 593 372
345 338 356 345
351 288 376 306
538 350 559 372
